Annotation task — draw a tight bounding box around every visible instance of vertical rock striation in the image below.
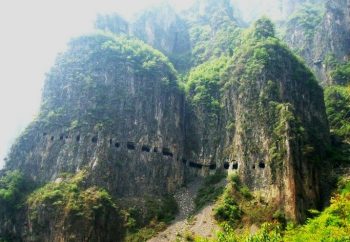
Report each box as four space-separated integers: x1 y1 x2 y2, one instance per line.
6 33 186 198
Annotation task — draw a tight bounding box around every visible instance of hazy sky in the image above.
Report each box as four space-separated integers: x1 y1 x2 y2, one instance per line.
0 0 279 169
0 0 197 168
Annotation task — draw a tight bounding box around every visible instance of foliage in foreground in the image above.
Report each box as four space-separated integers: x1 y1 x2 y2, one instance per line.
325 85 350 142
195 177 350 242
194 171 226 210
27 171 124 241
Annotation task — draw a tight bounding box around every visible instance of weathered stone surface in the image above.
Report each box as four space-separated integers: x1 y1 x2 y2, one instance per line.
6 33 186 198
130 3 192 72
284 0 350 85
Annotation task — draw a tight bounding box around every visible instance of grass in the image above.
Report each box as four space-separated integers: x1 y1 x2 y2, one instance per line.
194 171 226 210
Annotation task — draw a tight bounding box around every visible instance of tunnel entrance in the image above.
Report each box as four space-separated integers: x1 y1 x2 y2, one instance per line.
115 142 120 148
259 161 265 169
232 163 238 170
182 158 187 164
51 136 54 141
60 135 64 140
189 162 203 169
209 164 217 170
76 135 80 142
92 137 98 143
153 147 159 153
127 142 135 150
224 162 230 170
162 148 173 157
142 145 151 152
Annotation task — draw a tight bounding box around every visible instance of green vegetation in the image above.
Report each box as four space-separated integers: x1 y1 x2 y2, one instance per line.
213 174 277 230
125 195 178 242
330 62 350 85
188 0 241 66
283 178 350 241
0 170 34 218
214 186 241 226
286 4 323 39
195 177 350 242
325 85 350 141
0 171 34 241
40 31 179 129
0 171 28 208
251 17 276 40
194 171 226 210
27 171 124 240
186 56 229 115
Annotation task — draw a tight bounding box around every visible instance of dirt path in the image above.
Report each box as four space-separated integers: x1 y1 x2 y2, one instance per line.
148 179 221 242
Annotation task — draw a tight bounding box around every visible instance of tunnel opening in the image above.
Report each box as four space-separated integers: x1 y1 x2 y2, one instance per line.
232 163 238 170
65 135 69 139
115 142 120 148
189 162 203 169
43 132 47 136
252 165 256 169
50 136 54 141
142 145 151 152
60 135 64 140
92 137 98 143
224 162 230 170
259 161 265 169
76 135 80 142
109 139 113 145
209 164 217 170
162 148 173 157
153 147 159 153
127 142 135 150
182 158 187 164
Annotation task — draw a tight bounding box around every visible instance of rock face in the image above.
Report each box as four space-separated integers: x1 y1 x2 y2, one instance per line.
313 0 350 84
6 33 186 198
284 0 350 85
94 14 129 35
0 2 334 241
130 3 192 72
186 19 330 221
232 0 325 23
184 0 242 66
224 21 329 221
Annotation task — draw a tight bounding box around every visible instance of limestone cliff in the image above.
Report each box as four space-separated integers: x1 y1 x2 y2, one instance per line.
6 33 186 198
284 0 350 85
185 19 330 221
0 2 334 241
224 19 329 221
130 3 191 72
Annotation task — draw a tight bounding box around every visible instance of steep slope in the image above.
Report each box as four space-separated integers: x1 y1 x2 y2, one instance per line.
130 3 192 72
184 0 242 66
6 33 186 198
284 0 350 85
185 18 330 221
224 19 329 221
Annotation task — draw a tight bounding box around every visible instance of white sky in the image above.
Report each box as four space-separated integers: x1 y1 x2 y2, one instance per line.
0 0 197 169
0 0 280 169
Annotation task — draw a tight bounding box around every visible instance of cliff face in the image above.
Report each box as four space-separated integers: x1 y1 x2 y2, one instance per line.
127 0 242 71
130 3 192 72
184 0 242 66
0 2 335 241
185 19 329 221
313 0 350 84
6 33 186 198
284 0 350 85
223 20 329 221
